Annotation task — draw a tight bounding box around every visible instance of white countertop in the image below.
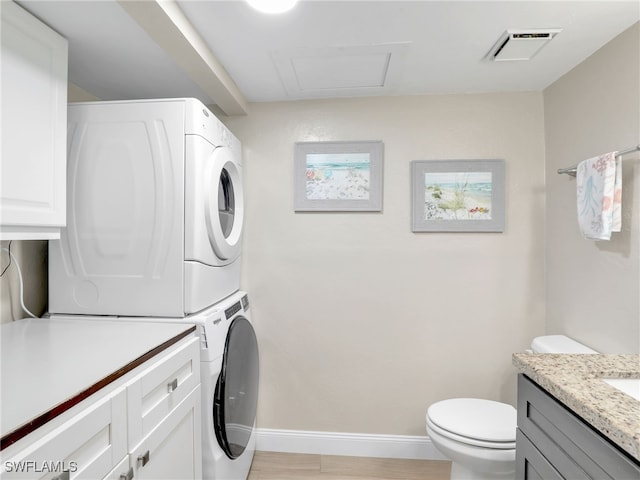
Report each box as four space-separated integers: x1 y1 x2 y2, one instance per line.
1 317 196 440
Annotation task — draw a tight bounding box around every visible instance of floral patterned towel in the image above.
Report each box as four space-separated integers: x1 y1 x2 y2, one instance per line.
576 152 621 240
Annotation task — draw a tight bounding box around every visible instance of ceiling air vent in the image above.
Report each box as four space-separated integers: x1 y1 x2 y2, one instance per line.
488 29 561 61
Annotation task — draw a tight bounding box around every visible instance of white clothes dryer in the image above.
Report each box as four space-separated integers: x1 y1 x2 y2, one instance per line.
49 98 244 317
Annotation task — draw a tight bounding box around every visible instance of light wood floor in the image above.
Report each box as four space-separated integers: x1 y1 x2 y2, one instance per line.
248 451 452 480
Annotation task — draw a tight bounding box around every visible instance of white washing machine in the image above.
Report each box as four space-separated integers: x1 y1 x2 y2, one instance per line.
197 291 259 480
49 98 244 317
146 291 259 479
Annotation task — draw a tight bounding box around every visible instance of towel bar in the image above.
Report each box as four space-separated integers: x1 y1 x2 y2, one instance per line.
557 144 640 176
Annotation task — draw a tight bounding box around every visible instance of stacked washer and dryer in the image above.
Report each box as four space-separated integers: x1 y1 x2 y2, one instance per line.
48 98 258 480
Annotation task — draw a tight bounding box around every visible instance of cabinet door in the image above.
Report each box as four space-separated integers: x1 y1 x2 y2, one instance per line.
102 456 131 480
0 1 67 240
1 388 127 480
130 386 202 480
516 429 563 480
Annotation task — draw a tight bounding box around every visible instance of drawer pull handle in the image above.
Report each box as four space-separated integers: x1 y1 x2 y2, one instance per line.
52 472 70 480
138 450 150 467
167 378 178 393
120 467 134 480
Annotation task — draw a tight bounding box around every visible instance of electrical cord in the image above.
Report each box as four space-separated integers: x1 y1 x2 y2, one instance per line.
0 240 12 277
0 244 37 318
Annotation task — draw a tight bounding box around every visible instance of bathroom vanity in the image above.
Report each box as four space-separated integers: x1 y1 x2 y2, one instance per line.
513 354 640 480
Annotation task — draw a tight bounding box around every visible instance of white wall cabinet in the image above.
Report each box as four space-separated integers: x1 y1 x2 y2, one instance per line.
1 336 201 480
0 1 68 240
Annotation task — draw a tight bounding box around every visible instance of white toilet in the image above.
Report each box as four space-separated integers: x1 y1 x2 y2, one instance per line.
425 335 597 480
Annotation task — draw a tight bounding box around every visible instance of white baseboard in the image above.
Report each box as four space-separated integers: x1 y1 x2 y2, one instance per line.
255 428 448 460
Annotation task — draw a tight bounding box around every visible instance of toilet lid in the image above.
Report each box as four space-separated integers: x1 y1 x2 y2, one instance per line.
427 398 516 443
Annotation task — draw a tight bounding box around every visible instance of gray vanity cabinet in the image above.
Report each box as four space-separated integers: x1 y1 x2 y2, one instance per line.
516 374 640 480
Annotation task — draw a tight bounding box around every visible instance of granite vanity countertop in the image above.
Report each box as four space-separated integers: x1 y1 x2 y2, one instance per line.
513 353 640 461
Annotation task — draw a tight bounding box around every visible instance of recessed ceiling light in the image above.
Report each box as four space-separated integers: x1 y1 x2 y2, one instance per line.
246 0 298 14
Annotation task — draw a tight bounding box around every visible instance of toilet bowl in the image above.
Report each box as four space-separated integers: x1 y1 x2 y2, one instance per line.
427 398 516 480
426 335 597 480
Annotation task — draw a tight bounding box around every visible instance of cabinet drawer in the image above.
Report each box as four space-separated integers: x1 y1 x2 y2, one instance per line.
127 337 200 449
517 374 640 480
1 388 127 480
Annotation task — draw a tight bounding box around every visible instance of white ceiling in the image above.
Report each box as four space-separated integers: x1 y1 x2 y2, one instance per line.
16 0 640 115
179 0 639 100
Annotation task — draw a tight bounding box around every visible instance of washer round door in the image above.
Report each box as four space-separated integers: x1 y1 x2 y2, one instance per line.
204 146 244 262
213 316 259 459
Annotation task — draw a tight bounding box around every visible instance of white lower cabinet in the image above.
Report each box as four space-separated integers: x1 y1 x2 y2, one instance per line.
2 389 127 480
127 337 201 449
107 387 202 480
1 335 201 480
129 387 201 480
119 336 202 480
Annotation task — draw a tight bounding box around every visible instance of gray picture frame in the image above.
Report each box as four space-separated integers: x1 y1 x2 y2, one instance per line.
294 141 383 212
411 159 505 232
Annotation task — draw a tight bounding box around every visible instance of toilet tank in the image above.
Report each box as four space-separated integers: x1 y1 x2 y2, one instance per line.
531 335 598 354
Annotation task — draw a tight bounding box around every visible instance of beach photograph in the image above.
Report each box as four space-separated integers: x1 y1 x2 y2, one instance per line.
305 152 371 200
424 171 493 220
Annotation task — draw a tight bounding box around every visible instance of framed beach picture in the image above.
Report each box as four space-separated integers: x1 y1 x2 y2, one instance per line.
411 159 505 232
294 141 383 211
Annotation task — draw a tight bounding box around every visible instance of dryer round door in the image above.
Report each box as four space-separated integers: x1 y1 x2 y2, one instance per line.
205 146 244 261
213 316 259 459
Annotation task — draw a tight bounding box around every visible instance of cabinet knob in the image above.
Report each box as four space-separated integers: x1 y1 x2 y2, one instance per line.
167 378 178 393
119 467 134 480
137 450 150 467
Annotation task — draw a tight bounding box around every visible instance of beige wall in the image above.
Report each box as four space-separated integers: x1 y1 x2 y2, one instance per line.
543 23 640 354
0 240 48 322
224 92 546 435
